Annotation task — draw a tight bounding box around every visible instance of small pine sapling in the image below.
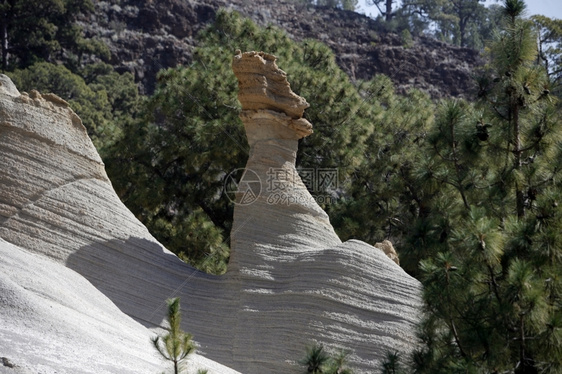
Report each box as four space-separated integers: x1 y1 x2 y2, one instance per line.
152 297 195 374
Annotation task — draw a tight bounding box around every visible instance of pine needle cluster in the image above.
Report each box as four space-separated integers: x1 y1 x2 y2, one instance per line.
300 343 354 374
152 298 195 374
402 1 562 372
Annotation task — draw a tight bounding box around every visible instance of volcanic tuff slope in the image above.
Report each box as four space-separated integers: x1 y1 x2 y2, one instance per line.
0 74 240 374
0 51 421 374
80 0 482 97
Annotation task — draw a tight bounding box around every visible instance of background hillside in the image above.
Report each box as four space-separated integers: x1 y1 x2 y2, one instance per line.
78 0 483 97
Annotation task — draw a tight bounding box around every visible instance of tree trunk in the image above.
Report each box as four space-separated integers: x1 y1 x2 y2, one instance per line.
385 0 393 21
459 16 467 47
450 118 470 210
512 104 525 218
1 0 9 71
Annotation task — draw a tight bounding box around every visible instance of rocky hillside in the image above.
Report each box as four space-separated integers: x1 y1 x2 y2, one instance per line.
79 0 483 97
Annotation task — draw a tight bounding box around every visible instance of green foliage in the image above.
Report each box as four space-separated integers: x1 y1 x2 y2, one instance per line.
341 0 358 10
503 0 527 20
301 343 329 373
325 350 354 374
407 1 562 372
532 15 562 98
0 0 107 71
399 0 500 48
330 81 435 261
300 343 354 374
381 351 406 374
400 29 413 48
296 0 358 10
152 298 195 374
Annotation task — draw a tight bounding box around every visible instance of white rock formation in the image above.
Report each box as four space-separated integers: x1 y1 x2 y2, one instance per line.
0 238 237 374
0 51 422 374
0 75 240 374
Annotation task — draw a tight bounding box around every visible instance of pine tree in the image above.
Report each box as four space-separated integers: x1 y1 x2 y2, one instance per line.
325 349 354 374
399 0 502 48
532 15 562 99
152 298 195 374
300 343 354 374
329 79 435 255
0 0 105 72
301 343 330 373
381 352 404 374
409 1 562 372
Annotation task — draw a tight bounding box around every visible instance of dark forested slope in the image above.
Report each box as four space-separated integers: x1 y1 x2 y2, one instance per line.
79 0 483 97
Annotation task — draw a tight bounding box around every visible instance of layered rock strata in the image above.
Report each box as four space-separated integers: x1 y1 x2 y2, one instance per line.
0 50 422 374
0 238 239 374
230 51 340 267
0 75 240 374
227 51 422 373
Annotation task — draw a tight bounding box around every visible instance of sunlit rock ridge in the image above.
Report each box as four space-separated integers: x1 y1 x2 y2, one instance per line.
0 52 421 373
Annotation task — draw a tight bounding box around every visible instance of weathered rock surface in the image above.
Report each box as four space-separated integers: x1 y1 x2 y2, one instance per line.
79 0 482 97
0 55 421 374
232 51 311 119
0 75 240 374
0 238 236 374
231 52 422 373
375 239 400 265
230 51 340 262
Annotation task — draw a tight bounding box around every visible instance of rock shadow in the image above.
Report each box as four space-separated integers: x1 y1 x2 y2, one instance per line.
66 236 234 329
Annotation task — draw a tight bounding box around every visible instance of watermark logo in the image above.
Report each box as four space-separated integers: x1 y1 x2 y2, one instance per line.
224 167 339 206
224 168 262 205
267 167 339 206
297 168 339 192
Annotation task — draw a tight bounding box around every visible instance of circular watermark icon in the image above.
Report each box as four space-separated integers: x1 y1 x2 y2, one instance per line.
224 168 262 206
